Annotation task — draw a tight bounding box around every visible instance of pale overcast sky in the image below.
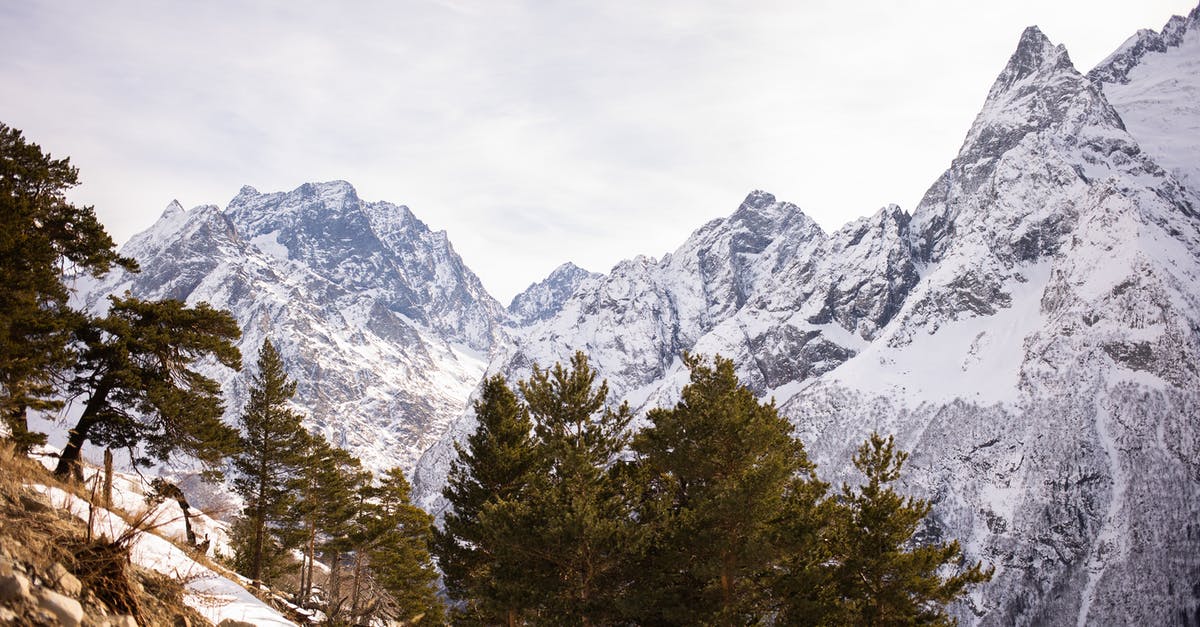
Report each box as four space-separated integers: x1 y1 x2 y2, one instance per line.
1 1 1194 302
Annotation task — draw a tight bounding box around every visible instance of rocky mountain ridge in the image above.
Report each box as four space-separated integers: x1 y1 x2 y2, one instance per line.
76 181 500 472
413 8 1200 625
70 4 1200 624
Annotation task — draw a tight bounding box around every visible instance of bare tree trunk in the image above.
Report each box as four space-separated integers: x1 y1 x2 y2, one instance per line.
328 554 343 623
102 448 113 509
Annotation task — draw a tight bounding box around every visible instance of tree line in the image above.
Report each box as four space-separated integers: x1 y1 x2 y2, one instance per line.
2 122 989 625
435 353 991 625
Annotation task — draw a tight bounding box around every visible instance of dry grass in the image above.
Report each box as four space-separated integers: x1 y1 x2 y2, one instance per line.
0 441 210 625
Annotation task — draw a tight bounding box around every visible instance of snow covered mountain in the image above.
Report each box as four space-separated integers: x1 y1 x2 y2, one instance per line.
507 262 602 325
415 8 1200 625
77 181 503 471
1090 3 1200 196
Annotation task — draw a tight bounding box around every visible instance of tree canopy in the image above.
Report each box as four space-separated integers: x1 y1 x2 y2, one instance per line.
0 122 136 451
54 295 241 480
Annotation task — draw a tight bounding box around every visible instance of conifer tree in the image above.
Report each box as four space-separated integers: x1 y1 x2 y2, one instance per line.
0 122 136 452
515 351 636 624
288 431 363 609
821 433 992 625
363 468 445 625
53 296 240 481
630 353 826 624
434 374 538 625
231 339 309 588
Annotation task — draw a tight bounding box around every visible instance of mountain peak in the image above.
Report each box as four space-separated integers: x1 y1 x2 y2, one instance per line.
160 199 185 220
508 261 600 325
998 26 1074 88
739 190 777 210
1089 3 1200 84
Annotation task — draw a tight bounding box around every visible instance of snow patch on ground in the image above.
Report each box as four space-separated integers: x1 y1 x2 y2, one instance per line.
31 485 296 626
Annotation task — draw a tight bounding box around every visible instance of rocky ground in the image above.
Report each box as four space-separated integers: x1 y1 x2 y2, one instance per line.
0 444 213 627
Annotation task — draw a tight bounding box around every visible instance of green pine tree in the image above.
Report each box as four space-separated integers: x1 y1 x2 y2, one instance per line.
434 373 538 625
823 433 992 626
53 296 240 481
231 339 309 588
0 122 136 452
364 468 445 625
514 351 637 625
630 353 826 624
287 430 364 610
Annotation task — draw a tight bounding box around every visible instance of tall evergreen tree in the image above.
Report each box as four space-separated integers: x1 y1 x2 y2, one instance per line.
515 351 636 625
435 374 538 625
821 433 992 625
287 431 364 610
53 296 240 480
364 468 445 625
231 339 309 588
0 122 136 452
630 353 826 624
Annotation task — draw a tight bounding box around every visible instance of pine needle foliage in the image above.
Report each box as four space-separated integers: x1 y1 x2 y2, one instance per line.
630 353 826 624
513 351 637 624
822 433 993 626
435 374 538 625
0 122 136 452
53 296 241 481
231 339 308 587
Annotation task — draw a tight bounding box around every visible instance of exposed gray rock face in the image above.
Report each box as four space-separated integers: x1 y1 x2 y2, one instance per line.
78 181 501 471
508 262 601 325
415 15 1200 626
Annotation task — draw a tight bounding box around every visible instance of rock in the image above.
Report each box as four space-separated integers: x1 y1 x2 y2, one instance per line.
19 492 52 515
172 614 192 627
217 620 256 627
0 571 31 604
105 615 138 627
48 561 83 597
37 588 84 627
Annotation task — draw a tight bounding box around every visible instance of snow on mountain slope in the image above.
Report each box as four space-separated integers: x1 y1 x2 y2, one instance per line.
77 182 496 472
1091 4 1200 196
414 19 1200 626
508 262 601 325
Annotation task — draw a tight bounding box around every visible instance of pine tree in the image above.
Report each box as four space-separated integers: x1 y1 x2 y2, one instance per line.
53 296 240 481
0 122 136 452
363 468 445 625
629 353 826 624
287 431 363 610
822 433 992 625
515 351 636 625
231 339 309 588
434 374 538 625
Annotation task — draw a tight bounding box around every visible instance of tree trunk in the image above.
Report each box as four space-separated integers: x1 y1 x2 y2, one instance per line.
251 509 265 588
54 381 112 480
328 555 343 622
102 449 113 508
721 552 734 612
351 549 364 620
5 403 43 454
301 516 317 606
